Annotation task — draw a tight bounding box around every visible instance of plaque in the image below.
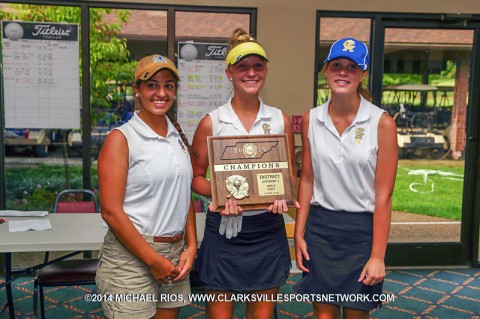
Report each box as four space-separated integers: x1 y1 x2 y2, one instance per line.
207 134 295 212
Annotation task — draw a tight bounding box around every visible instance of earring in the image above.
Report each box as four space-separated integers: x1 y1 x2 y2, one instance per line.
135 93 139 97
229 78 232 81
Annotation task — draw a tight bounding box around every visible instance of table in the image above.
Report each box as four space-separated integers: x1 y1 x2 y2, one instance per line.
0 214 106 254
0 213 205 318
0 212 294 318
0 214 107 318
0 212 293 253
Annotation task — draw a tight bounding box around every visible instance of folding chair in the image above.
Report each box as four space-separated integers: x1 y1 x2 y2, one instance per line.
33 189 100 319
53 189 99 214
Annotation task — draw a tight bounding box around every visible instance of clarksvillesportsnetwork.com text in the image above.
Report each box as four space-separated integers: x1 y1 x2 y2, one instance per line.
84 292 395 303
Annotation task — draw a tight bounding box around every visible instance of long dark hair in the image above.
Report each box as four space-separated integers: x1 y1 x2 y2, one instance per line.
134 76 197 158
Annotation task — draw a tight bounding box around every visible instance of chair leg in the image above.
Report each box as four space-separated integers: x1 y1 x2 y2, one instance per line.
33 278 38 319
39 285 46 319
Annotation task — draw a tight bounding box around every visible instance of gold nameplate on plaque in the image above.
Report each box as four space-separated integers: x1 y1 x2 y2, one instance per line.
207 134 295 212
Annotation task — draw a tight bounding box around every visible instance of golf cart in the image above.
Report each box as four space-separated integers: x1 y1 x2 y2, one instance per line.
4 128 50 157
386 84 449 159
4 128 74 157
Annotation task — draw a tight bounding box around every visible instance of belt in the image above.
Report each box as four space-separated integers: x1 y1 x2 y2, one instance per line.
149 232 184 243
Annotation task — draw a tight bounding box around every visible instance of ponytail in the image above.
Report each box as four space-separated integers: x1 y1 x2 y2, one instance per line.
165 112 198 159
226 28 259 56
357 82 372 102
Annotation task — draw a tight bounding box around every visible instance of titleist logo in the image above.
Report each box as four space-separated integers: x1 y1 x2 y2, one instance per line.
206 45 226 57
32 25 71 37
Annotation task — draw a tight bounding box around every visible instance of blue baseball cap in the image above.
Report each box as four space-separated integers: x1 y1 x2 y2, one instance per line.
324 38 370 70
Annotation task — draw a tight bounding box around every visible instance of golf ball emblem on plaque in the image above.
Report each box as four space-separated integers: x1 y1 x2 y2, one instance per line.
225 175 249 199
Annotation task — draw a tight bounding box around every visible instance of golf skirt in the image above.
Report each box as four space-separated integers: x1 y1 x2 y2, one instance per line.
293 205 383 310
195 211 291 292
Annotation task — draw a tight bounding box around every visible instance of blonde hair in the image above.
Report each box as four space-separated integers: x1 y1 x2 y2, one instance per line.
322 62 372 102
357 82 372 101
226 28 259 56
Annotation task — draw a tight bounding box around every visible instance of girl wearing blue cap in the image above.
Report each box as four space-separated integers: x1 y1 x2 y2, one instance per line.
294 38 398 318
191 28 297 318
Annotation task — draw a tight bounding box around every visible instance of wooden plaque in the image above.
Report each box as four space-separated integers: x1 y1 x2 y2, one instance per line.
207 134 295 212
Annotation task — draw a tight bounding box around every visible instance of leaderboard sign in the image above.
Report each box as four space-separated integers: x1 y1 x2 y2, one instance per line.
1 21 80 129
176 42 232 143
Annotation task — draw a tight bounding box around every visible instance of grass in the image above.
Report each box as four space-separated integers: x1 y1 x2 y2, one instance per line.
4 161 464 220
5 164 98 211
392 161 464 220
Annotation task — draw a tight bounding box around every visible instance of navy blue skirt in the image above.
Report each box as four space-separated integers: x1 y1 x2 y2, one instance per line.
293 205 383 310
195 211 291 292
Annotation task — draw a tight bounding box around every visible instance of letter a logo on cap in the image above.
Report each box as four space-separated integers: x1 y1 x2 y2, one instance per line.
324 37 370 70
343 40 355 53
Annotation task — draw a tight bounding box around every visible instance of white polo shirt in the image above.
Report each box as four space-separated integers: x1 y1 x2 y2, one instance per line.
209 98 285 215
115 112 193 236
209 97 284 136
308 96 385 213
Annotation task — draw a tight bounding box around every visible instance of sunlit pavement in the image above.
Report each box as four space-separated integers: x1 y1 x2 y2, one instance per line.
391 211 460 242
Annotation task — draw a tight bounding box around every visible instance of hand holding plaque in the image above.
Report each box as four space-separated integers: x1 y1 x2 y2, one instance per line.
207 134 295 212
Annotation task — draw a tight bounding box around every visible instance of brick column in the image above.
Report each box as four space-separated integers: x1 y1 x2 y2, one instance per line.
449 54 469 160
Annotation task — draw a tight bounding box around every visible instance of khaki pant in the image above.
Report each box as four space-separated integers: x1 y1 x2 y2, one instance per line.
96 230 191 319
